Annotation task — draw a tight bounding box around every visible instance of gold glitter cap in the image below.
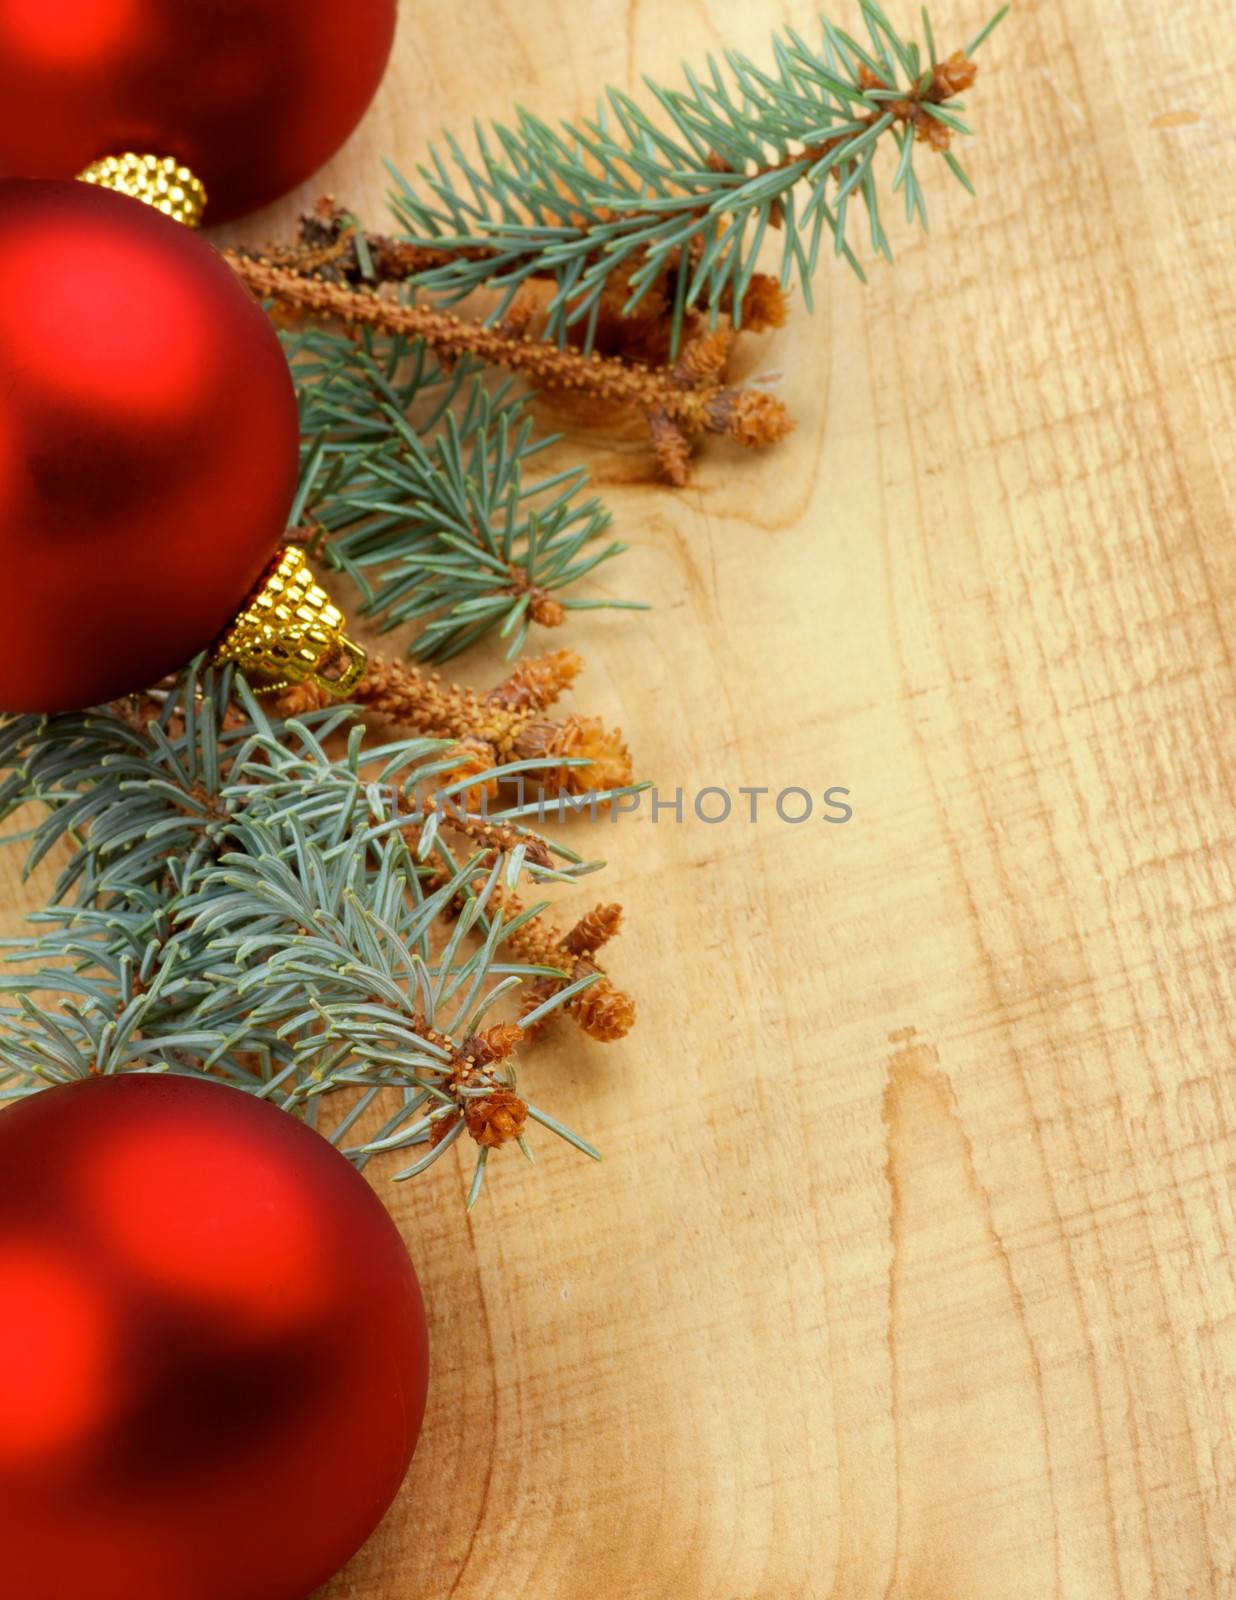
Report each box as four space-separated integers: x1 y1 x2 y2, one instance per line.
214 546 368 697
77 153 208 229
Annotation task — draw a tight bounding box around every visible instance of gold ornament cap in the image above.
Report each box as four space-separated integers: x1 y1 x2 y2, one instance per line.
214 545 368 697
77 153 208 229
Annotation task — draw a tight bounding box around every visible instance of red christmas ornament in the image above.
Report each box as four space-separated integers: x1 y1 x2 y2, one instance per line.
0 1073 429 1600
0 178 300 713
0 0 397 222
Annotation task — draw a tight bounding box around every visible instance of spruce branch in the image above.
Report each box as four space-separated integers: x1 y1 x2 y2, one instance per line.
0 663 633 1202
283 319 639 661
231 3 1001 481
383 2 1005 352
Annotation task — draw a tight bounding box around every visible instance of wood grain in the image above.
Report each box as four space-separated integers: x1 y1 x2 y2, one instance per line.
8 0 1236 1593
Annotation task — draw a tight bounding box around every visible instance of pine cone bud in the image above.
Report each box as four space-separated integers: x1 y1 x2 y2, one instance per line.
464 1089 528 1148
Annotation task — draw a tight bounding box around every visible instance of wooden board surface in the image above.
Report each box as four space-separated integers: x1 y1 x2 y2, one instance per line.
8 0 1236 1594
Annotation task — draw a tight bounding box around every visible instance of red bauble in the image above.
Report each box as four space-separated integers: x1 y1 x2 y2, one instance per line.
0 179 299 713
0 1074 428 1600
0 0 397 222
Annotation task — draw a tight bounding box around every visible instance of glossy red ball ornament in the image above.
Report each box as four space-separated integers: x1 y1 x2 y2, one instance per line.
0 1073 429 1600
0 0 397 222
0 179 300 713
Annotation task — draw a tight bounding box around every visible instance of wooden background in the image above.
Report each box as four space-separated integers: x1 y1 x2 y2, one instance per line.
9 0 1236 1594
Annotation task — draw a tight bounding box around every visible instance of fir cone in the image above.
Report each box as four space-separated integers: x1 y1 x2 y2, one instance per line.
512 714 632 795
463 1022 525 1067
567 965 637 1042
464 1090 528 1148
486 649 582 712
564 903 623 956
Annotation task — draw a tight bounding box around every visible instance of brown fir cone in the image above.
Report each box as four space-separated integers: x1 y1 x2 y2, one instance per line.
464 1089 528 1149
528 591 567 628
480 886 633 1044
674 328 733 385
485 649 582 712
648 408 693 487
420 1024 527 1152
734 274 789 332
854 50 978 153
519 961 636 1043
511 714 632 795
435 736 502 804
707 388 796 449
564 903 623 956
568 969 637 1042
512 897 633 1043
462 1022 525 1067
412 868 634 1046
931 50 978 100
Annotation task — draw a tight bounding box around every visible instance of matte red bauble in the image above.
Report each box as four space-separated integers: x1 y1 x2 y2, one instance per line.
0 0 397 222
0 179 300 713
0 1074 429 1600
